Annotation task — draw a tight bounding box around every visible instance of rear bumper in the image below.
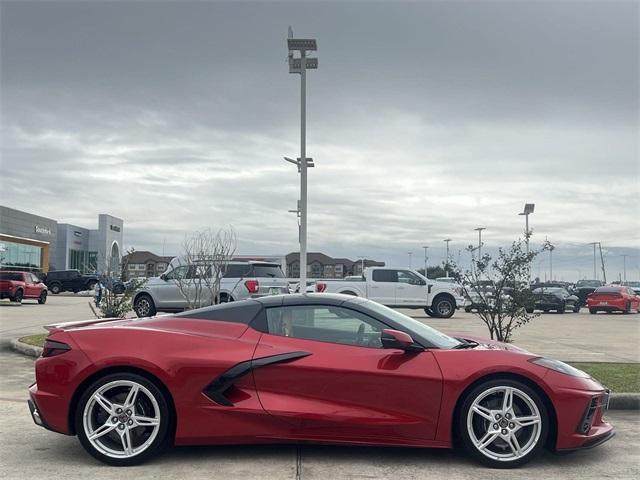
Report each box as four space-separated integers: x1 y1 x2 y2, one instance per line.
28 385 68 434
587 300 626 311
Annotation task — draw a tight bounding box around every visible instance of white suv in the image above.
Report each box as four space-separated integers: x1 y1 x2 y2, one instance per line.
133 261 289 317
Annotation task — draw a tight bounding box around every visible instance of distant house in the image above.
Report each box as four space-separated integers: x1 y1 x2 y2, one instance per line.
122 251 174 278
285 252 384 279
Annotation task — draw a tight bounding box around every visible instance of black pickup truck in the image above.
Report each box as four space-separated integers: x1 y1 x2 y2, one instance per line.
44 269 99 294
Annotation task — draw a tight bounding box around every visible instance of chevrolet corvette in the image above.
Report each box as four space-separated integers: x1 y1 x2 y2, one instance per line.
28 294 614 468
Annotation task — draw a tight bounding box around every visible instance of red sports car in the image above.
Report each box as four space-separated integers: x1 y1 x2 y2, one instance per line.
587 286 640 314
28 294 614 468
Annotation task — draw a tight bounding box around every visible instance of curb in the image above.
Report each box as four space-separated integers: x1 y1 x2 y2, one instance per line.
10 338 43 358
7 339 640 410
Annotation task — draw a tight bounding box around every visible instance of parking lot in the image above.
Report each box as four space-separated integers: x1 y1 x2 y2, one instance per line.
0 295 638 479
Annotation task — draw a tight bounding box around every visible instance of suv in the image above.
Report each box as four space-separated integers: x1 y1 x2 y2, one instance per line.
45 270 99 294
0 271 48 303
132 261 289 317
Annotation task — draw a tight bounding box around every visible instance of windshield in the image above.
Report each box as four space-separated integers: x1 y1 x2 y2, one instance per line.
356 298 461 349
577 280 602 287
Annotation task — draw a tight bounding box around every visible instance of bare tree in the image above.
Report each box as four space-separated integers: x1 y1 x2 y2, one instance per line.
89 247 146 318
451 236 548 342
173 227 237 310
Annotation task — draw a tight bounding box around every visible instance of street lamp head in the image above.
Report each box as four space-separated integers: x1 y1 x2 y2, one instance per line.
288 38 317 52
443 238 451 243
520 203 535 215
474 227 486 232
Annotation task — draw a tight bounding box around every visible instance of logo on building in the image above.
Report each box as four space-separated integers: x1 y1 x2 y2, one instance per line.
34 225 52 236
74 231 82 237
110 225 121 232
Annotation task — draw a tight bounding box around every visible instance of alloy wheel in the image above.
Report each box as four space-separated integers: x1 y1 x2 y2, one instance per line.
136 298 151 317
466 385 542 463
82 380 161 459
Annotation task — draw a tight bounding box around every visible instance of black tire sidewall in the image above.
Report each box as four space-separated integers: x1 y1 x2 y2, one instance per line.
134 295 156 317
434 297 455 318
38 291 47 304
458 378 549 468
75 372 170 466
13 290 23 302
50 283 61 294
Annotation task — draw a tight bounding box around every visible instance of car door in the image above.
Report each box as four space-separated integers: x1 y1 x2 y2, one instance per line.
369 269 397 305
25 273 41 298
395 270 426 306
156 265 191 310
252 304 443 443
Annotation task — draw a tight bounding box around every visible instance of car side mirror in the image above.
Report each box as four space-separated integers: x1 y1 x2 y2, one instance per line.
381 329 424 352
160 274 167 281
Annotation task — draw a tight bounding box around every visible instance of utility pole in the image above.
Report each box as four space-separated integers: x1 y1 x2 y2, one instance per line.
422 246 429 278
443 238 451 277
588 242 598 279
598 242 606 283
474 227 486 258
287 32 317 288
621 254 628 283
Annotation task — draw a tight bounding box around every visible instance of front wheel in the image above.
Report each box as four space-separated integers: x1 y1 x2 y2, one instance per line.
458 379 548 468
49 283 62 294
432 296 455 318
589 308 597 314
572 304 580 313
75 373 170 466
38 291 47 304
556 302 565 314
12 289 23 303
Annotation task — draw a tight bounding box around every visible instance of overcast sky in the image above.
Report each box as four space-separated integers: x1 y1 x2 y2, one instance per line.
1 0 638 280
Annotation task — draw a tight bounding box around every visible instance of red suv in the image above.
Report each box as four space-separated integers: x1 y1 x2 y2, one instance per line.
0 271 48 304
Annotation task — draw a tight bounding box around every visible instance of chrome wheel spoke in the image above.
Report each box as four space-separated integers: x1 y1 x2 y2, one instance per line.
134 415 159 427
94 393 114 413
515 414 540 427
89 421 117 441
507 433 522 457
119 427 133 456
502 387 513 411
124 385 139 408
471 405 493 421
477 431 499 449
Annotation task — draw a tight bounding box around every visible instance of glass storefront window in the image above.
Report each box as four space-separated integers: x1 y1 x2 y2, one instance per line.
0 240 43 270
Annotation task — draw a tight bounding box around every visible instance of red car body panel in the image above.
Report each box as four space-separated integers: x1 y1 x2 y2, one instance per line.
0 270 46 300
587 286 640 312
29 300 614 454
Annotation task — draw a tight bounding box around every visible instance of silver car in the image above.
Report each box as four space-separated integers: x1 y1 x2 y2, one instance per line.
132 261 289 317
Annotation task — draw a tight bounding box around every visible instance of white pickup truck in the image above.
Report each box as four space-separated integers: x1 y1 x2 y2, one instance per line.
314 267 465 318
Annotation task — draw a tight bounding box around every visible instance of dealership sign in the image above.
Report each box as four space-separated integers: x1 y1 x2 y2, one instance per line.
34 225 52 236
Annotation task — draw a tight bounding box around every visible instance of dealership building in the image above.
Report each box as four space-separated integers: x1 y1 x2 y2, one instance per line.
0 206 123 274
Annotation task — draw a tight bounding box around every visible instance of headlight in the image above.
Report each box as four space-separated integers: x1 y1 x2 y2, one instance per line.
529 357 591 378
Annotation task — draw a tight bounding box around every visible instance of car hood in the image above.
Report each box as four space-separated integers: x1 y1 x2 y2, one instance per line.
450 333 531 354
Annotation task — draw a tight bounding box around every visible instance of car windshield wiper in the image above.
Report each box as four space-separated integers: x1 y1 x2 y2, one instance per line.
452 339 480 349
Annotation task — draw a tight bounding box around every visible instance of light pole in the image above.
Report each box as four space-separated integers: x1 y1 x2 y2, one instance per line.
422 246 429 278
474 227 486 258
443 238 451 277
287 32 317 287
621 254 628 283
408 252 413 270
518 203 535 256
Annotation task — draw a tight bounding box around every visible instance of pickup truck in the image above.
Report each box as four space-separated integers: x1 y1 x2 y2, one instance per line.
0 270 48 304
315 267 465 318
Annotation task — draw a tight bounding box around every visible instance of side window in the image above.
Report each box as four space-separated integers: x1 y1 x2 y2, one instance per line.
265 305 386 348
224 264 251 278
30 273 40 283
397 270 422 285
372 270 398 283
164 265 189 280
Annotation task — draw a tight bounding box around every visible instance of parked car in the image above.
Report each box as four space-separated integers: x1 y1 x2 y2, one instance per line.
45 270 99 294
315 267 465 318
622 281 640 295
30 294 614 467
587 286 640 314
574 279 605 306
132 261 289 317
527 287 580 313
0 271 48 304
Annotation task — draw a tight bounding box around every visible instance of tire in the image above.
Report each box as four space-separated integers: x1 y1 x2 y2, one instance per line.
424 307 435 317
624 302 632 314
458 378 548 468
218 293 234 303
75 372 170 466
589 308 597 314
572 304 580 313
12 289 23 303
556 302 565 314
432 296 455 318
86 280 98 291
134 294 157 318
525 308 534 314
49 283 62 294
38 291 47 304
341 291 357 296
465 306 472 313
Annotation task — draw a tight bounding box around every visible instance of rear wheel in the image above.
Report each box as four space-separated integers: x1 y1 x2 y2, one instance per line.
589 308 597 314
75 373 170 466
134 294 156 318
38 291 47 304
624 302 632 314
556 302 565 314
424 307 434 317
49 283 62 294
86 280 97 291
572 304 580 313
458 379 548 468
